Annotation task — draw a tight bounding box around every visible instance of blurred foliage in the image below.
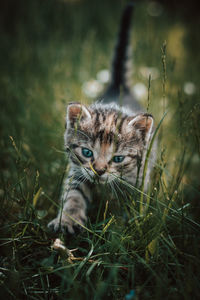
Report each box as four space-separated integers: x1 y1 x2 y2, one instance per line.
0 0 200 299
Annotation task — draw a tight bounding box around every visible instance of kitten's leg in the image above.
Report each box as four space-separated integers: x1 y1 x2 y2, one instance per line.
48 176 92 234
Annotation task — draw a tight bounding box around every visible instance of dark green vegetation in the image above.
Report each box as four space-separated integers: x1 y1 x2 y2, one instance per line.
0 0 200 299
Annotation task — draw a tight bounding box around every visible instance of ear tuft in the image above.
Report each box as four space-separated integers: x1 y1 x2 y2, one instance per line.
128 113 154 141
66 103 91 127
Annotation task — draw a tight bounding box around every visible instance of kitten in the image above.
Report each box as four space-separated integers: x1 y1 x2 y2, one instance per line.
48 3 155 234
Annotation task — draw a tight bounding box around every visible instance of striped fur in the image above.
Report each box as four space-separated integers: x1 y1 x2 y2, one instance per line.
48 3 156 234
48 102 155 234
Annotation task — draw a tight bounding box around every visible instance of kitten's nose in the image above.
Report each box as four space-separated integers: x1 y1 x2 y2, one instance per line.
93 162 106 176
95 168 106 176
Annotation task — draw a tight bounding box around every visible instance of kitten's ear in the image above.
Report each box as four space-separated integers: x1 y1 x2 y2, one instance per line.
128 113 154 142
66 103 91 128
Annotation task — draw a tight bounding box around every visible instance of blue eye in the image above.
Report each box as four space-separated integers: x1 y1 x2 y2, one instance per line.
82 147 93 158
113 155 125 163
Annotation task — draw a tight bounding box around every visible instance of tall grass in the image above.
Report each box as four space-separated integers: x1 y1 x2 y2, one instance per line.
0 0 200 299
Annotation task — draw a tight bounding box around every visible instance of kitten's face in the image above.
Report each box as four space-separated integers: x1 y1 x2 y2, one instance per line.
65 103 153 184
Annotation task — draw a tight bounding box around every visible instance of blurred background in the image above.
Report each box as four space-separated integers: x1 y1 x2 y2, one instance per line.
0 0 199 217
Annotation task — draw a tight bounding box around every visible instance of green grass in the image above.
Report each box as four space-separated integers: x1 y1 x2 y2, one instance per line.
0 0 200 299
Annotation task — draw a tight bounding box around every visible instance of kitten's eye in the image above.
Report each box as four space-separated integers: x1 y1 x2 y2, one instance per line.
113 155 125 163
82 147 93 158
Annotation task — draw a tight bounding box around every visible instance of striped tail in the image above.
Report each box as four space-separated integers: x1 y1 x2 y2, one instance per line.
102 2 134 101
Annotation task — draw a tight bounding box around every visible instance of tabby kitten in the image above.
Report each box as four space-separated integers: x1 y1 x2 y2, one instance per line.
48 3 155 234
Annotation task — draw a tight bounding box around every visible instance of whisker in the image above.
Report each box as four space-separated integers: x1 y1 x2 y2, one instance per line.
109 180 119 200
112 173 152 200
112 177 124 196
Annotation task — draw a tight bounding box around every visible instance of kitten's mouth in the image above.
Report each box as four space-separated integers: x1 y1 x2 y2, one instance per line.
82 169 112 184
94 176 111 185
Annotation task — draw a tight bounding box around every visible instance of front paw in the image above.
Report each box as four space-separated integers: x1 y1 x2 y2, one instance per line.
48 217 62 234
48 211 87 235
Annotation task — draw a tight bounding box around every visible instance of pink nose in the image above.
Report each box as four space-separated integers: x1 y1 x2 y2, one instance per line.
93 162 107 176
94 168 106 176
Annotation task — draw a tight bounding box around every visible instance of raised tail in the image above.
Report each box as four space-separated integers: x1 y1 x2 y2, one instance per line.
102 2 135 102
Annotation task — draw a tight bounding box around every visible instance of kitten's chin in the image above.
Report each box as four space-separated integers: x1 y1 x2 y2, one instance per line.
97 177 108 184
87 176 107 184
96 175 114 185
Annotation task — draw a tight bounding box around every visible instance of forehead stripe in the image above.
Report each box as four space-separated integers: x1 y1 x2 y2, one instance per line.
118 116 127 134
103 132 113 144
94 111 100 130
97 130 104 143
